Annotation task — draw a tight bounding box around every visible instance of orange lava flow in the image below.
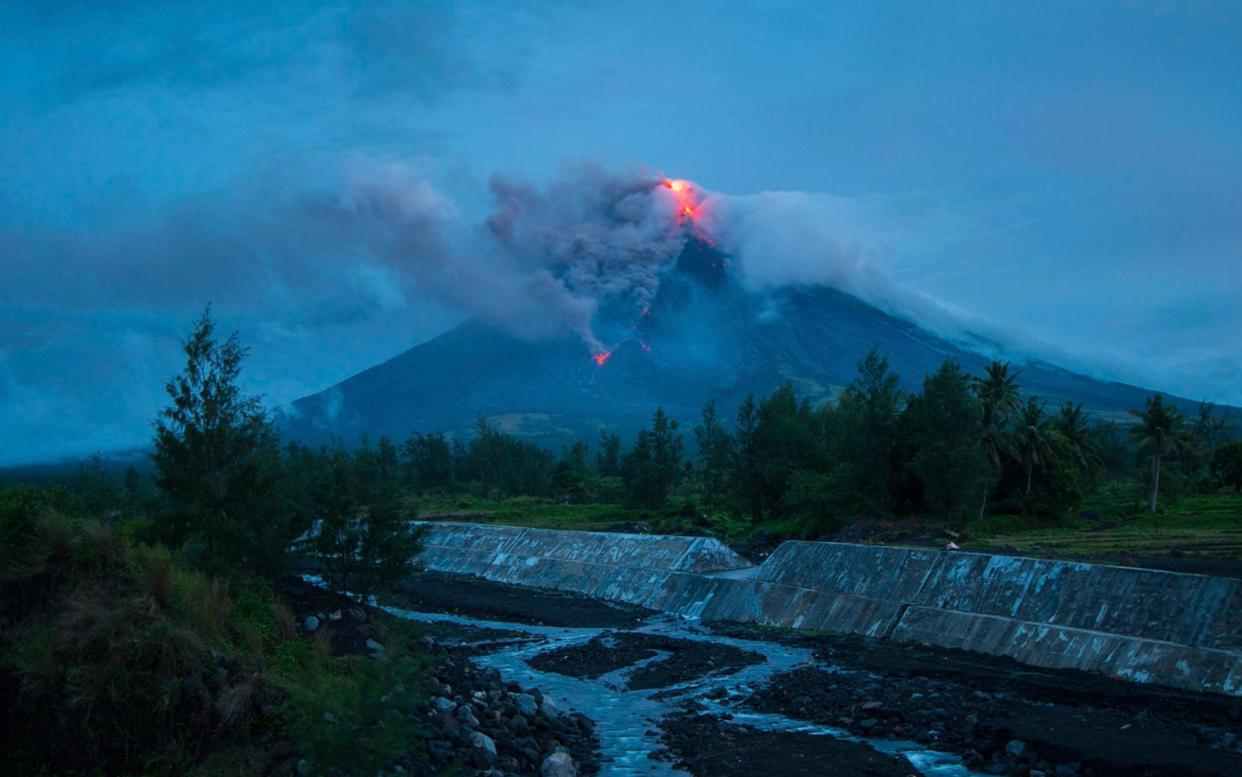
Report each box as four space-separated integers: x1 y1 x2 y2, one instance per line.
661 177 713 244
592 351 611 366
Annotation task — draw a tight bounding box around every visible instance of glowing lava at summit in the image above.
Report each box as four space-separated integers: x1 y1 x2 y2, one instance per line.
660 177 714 244
592 351 611 366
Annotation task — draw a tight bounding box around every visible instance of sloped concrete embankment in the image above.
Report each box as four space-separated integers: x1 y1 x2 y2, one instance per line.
415 523 1242 696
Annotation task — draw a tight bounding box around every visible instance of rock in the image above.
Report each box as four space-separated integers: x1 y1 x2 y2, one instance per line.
962 750 984 769
328 609 343 621
1006 739 1032 761
540 751 577 777
348 607 367 623
514 693 538 717
540 696 563 721
296 759 311 776
366 638 385 653
470 731 498 768
433 696 455 713
303 615 319 633
457 704 480 729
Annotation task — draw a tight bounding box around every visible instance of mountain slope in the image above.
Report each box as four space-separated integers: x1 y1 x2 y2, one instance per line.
283 241 1221 447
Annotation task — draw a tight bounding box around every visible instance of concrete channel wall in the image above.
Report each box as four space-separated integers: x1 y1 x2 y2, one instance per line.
415 522 1242 696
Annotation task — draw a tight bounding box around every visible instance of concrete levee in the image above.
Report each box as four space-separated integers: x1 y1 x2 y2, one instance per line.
413 522 1242 696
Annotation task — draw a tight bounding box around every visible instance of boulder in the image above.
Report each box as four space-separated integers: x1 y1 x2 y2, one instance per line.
456 704 480 729
514 693 538 717
303 615 319 633
470 731 498 768
540 752 577 777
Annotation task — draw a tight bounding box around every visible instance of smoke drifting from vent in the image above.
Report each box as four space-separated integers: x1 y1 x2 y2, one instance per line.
328 162 941 357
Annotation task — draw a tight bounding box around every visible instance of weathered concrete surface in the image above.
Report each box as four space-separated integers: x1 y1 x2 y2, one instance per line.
416 522 1242 696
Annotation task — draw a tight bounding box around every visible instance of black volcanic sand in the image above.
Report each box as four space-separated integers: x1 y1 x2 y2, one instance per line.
525 630 764 690
716 625 1242 777
385 572 651 628
657 708 918 777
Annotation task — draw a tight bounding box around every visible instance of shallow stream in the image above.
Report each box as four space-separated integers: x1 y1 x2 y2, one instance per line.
384 605 984 776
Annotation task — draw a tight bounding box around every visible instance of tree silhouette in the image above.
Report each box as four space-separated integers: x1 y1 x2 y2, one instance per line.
1014 397 1055 513
1129 394 1189 513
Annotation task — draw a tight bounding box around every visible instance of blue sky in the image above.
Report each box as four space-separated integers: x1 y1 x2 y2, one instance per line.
1 1 1240 464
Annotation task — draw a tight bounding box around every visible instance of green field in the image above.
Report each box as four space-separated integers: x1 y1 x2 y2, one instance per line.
409 490 1242 568
963 492 1242 562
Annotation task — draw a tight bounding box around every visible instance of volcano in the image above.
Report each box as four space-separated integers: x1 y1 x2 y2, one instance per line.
283 238 1219 447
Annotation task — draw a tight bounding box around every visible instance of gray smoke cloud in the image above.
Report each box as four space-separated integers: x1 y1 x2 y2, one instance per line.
306 161 693 355
483 164 690 352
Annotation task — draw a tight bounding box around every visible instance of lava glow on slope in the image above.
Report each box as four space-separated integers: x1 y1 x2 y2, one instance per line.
661 177 714 245
588 178 712 367
662 178 699 222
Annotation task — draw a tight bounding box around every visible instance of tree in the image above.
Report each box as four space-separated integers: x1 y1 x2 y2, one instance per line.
1014 397 1056 513
752 384 820 521
314 449 423 604
830 350 903 517
973 361 1022 420
153 307 284 572
595 431 622 477
694 400 735 507
622 407 683 509
1129 394 1189 512
733 394 762 522
976 408 1012 519
1053 402 1101 479
972 361 1022 519
1212 442 1242 491
905 361 989 528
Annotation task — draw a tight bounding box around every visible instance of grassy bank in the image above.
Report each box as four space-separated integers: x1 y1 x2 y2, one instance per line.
964 491 1242 563
0 494 436 777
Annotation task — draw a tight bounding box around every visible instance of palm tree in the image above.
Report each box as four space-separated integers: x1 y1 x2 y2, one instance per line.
1015 397 1055 513
1129 394 1189 513
977 408 1012 519
973 361 1022 518
973 361 1022 420
1054 402 1101 477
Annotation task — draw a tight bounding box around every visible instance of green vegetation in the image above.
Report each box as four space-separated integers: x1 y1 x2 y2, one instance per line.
375 349 1241 564
0 309 438 776
0 496 434 776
